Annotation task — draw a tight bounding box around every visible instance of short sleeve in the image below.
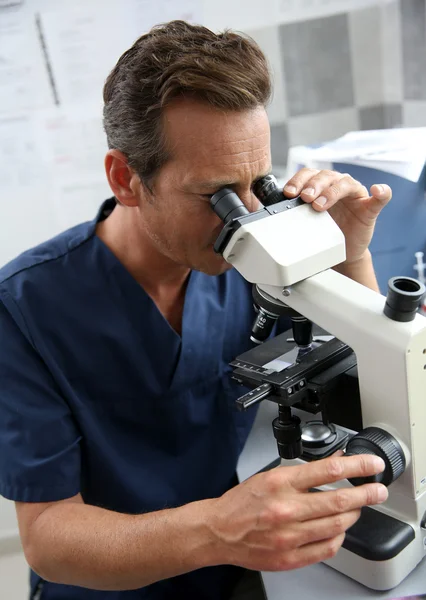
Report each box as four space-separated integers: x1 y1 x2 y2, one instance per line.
0 294 81 502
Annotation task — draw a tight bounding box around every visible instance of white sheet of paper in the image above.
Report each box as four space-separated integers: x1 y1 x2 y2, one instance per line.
50 179 111 231
35 105 108 184
38 3 130 106
0 112 58 265
288 128 426 182
308 128 426 161
34 104 111 230
0 4 52 113
0 113 44 189
124 0 203 36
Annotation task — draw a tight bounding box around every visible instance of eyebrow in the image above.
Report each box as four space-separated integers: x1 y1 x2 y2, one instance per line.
189 168 273 192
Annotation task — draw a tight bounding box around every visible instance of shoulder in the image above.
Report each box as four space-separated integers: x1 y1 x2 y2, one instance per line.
0 221 94 288
0 199 117 290
0 219 97 343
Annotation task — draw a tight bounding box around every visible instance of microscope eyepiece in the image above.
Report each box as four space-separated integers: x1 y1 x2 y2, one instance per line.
210 188 249 224
252 174 285 207
384 276 426 322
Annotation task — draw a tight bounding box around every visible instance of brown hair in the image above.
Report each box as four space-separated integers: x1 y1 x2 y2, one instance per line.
103 20 272 190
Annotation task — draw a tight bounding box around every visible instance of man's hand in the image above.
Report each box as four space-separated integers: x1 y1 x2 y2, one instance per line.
282 168 392 266
207 454 387 572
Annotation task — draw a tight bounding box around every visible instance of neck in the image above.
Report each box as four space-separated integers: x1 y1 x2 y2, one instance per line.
97 203 189 292
96 204 190 334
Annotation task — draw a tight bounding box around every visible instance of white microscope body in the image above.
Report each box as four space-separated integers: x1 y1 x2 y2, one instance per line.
218 193 426 590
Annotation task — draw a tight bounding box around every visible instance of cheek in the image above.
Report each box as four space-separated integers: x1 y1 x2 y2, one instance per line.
204 215 224 247
156 200 222 251
186 206 223 242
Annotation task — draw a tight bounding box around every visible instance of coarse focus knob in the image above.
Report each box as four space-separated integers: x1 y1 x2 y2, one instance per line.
345 427 406 487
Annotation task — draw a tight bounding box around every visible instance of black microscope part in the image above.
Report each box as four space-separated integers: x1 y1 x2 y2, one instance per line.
250 308 279 344
209 174 304 255
384 276 426 322
273 405 303 460
252 174 286 207
210 187 249 224
345 426 406 487
291 315 313 348
250 284 297 344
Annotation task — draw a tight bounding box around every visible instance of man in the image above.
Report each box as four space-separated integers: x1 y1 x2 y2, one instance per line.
0 20 391 600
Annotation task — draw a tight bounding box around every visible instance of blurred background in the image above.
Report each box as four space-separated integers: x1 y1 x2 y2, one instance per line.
1 0 426 596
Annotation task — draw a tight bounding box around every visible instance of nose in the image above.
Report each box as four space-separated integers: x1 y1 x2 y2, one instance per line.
239 190 262 213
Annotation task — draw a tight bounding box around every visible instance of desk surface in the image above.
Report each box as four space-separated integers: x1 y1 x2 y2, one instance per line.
236 401 426 600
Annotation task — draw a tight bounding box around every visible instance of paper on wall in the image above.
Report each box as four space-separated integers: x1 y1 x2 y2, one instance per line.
0 4 52 113
0 113 45 189
50 180 112 231
0 104 110 265
0 112 58 265
34 104 111 230
38 4 130 107
35 105 107 183
124 0 204 37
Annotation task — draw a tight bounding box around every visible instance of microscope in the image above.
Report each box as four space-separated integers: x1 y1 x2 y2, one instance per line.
210 175 426 591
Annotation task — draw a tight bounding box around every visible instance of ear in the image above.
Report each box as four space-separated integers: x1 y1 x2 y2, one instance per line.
105 150 142 207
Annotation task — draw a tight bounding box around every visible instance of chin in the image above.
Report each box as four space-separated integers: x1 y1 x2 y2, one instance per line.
196 253 233 276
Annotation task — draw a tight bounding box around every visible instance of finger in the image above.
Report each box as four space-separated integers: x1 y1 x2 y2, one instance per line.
286 454 385 491
309 175 370 211
371 183 392 202
281 509 361 549
362 184 392 220
290 483 387 522
274 533 346 571
294 170 362 205
283 168 320 197
297 170 352 204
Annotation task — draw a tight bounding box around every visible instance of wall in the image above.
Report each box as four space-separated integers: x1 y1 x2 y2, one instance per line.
247 0 426 169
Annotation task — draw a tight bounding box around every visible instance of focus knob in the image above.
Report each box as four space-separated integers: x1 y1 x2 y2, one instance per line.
345 427 406 487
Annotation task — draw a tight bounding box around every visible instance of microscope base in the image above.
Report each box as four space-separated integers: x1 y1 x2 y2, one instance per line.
278 456 426 591
324 534 425 591
308 491 419 589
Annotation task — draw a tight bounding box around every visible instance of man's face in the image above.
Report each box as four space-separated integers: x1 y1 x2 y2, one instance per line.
135 98 272 275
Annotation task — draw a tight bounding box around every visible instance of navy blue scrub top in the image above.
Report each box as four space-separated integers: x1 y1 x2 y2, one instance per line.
0 199 279 599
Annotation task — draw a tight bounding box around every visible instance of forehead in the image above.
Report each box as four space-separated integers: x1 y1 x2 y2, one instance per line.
162 99 270 176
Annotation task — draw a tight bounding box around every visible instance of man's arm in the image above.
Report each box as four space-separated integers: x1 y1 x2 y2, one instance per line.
17 493 213 591
17 454 388 591
333 249 380 292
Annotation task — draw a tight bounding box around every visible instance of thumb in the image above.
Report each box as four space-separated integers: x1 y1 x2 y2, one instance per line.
364 184 392 219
